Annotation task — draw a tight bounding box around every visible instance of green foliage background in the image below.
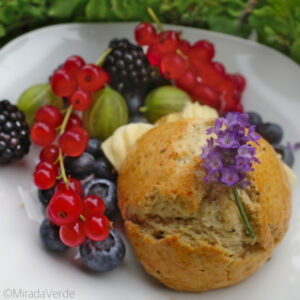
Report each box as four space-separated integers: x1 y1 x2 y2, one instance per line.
0 0 299 64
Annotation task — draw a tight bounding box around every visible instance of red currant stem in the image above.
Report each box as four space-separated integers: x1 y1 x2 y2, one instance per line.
80 214 86 222
147 7 164 32
57 105 73 188
176 49 188 61
95 48 112 66
56 175 63 180
60 105 73 135
58 149 69 189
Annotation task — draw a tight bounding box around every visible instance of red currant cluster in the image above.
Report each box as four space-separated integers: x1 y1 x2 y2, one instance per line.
48 192 109 247
30 55 112 248
51 55 110 111
135 23 246 113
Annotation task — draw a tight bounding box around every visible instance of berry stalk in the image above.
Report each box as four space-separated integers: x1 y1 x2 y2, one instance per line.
58 105 73 188
147 7 164 32
95 48 112 66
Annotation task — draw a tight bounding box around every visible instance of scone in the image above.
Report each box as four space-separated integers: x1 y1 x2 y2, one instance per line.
118 118 292 292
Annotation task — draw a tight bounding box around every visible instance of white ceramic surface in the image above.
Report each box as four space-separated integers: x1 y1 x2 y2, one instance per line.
0 23 299 300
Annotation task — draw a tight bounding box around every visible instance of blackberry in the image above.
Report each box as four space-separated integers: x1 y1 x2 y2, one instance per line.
0 100 30 164
103 38 152 93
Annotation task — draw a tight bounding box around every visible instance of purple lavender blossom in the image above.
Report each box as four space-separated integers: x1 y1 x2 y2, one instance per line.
201 112 261 189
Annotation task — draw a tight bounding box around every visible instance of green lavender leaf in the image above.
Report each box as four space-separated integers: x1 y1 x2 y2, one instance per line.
48 0 83 18
291 38 300 63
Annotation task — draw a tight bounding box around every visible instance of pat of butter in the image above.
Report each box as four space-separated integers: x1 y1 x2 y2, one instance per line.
181 102 218 122
101 123 154 172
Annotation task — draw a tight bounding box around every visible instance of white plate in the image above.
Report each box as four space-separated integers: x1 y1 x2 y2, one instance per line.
0 23 299 300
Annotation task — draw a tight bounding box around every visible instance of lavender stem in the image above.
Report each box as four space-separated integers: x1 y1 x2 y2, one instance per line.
232 187 256 239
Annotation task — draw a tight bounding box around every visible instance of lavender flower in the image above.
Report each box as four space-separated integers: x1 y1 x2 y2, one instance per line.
201 112 260 189
200 112 261 239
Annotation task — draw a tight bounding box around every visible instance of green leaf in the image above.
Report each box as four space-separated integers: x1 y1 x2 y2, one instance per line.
48 0 82 18
86 0 114 21
291 39 300 63
0 23 5 37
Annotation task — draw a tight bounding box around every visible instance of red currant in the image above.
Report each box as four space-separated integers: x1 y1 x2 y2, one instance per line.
179 39 191 56
40 145 59 163
160 53 187 79
55 177 83 195
31 122 56 147
84 214 109 241
135 22 157 45
77 64 105 92
192 84 220 109
64 55 85 79
59 127 88 157
235 103 244 113
157 31 180 54
51 68 77 97
229 73 246 92
82 195 105 217
100 69 110 85
47 190 83 226
35 161 58 176
146 43 163 66
59 220 86 247
70 90 92 111
211 62 226 77
175 68 197 92
189 40 215 61
34 168 56 190
66 114 82 130
35 105 63 128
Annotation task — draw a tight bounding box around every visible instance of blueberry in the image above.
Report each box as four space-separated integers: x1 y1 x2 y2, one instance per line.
83 179 117 217
123 89 145 116
273 144 295 167
93 157 117 181
85 138 103 159
247 112 263 127
256 122 283 144
64 152 95 180
38 187 55 208
128 114 147 123
80 230 126 272
40 219 68 252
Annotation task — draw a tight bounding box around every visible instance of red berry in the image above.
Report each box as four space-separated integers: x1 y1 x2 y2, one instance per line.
59 127 89 157
82 195 105 217
135 22 157 46
77 64 105 92
55 177 83 195
31 122 56 147
35 161 58 176
64 55 85 79
34 168 56 190
211 62 226 77
192 84 220 109
229 73 246 92
146 43 164 66
160 53 187 79
51 68 77 97
100 69 110 85
189 40 215 61
157 31 180 54
70 90 92 111
179 39 191 56
47 190 83 226
40 145 59 163
175 68 197 92
235 103 244 113
84 214 109 241
59 220 86 247
66 114 82 130
35 105 63 128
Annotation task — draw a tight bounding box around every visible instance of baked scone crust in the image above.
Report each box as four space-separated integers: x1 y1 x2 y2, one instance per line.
118 118 292 292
